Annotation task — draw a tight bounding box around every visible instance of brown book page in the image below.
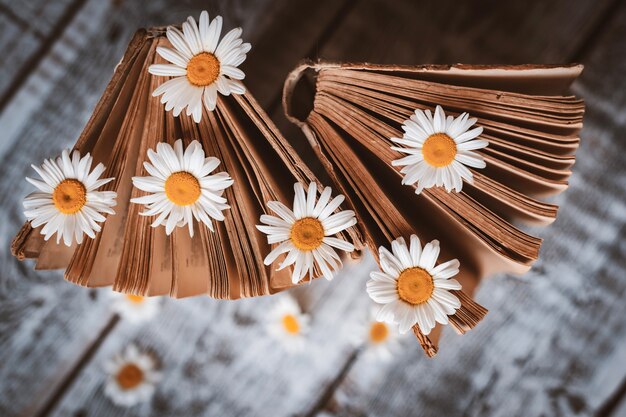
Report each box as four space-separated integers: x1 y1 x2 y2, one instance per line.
303 61 583 95
314 93 540 268
283 61 583 354
115 36 171 296
66 37 154 287
35 32 153 278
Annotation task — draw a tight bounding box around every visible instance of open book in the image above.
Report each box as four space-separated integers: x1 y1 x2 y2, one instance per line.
11 29 363 299
283 61 583 354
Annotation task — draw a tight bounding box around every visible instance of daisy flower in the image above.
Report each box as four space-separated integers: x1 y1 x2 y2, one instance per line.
366 235 462 335
256 182 357 284
131 139 233 237
103 344 161 407
391 105 488 193
349 306 403 362
148 10 250 123
111 293 160 324
265 295 310 353
23 149 117 246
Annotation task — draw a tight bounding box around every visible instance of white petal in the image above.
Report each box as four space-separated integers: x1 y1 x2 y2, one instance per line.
267 201 296 223
322 237 354 252
419 240 440 271
366 278 399 304
432 288 461 310
433 278 462 290
409 235 422 266
156 46 189 68
203 84 218 112
431 259 460 279
454 126 483 144
318 194 345 220
312 249 334 281
321 211 355 234
433 105 445 132
259 214 290 228
457 138 489 151
456 151 486 169
391 237 412 269
215 27 243 59
313 186 332 217
148 64 187 77
205 16 223 53
264 241 294 265
182 16 202 55
292 182 306 218
166 27 194 59
221 65 245 80
305 182 317 217
226 79 246 94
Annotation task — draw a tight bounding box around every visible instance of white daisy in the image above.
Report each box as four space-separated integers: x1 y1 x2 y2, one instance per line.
391 105 488 193
265 295 310 353
366 235 462 335
111 293 160 324
103 344 161 407
148 10 250 123
131 139 233 237
23 149 117 246
256 182 357 284
349 306 403 362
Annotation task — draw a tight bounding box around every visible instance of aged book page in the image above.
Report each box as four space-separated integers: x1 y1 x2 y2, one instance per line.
12 30 365 299
282 61 583 354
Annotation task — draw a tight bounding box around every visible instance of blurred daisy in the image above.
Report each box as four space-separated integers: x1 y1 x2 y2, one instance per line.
149 10 251 123
350 307 403 362
391 105 488 193
257 182 357 284
104 344 161 407
131 139 233 237
366 235 462 335
266 295 310 352
23 149 116 246
111 293 160 324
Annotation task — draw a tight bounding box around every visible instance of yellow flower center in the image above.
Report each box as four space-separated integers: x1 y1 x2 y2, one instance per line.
422 133 457 167
164 171 201 206
397 267 434 305
186 52 220 86
52 179 87 214
282 314 300 334
125 294 145 304
116 363 144 390
290 217 325 251
369 322 389 344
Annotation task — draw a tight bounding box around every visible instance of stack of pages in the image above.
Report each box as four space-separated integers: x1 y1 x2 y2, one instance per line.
283 61 583 352
12 29 363 299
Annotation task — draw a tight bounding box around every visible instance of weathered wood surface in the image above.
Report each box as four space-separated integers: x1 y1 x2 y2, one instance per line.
1 0 626 416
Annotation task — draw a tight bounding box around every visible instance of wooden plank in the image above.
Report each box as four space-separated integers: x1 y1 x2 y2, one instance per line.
0 0 76 36
0 1 280 416
301 1 626 416
0 13 40 98
0 0 83 109
47 259 375 417
318 0 617 64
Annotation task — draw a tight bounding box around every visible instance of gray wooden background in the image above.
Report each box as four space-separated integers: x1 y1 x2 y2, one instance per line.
1 0 626 416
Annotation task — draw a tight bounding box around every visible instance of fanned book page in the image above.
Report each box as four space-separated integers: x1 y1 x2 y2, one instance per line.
11 29 363 299
283 61 584 355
